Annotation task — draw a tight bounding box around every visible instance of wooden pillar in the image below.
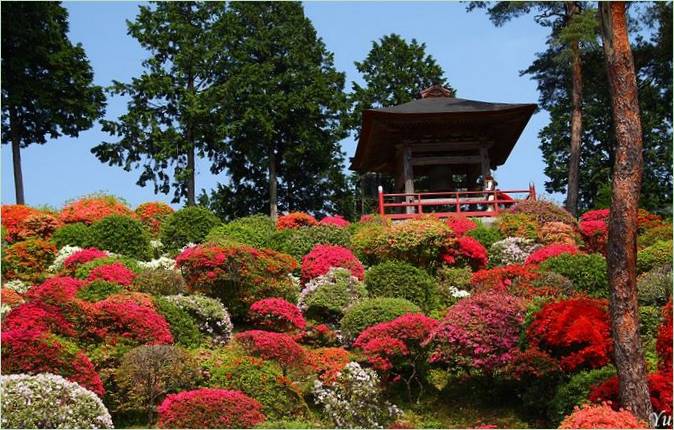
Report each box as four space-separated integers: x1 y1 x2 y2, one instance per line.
402 145 415 214
480 146 491 180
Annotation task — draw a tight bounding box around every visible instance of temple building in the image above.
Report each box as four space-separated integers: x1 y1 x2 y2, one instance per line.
350 84 538 219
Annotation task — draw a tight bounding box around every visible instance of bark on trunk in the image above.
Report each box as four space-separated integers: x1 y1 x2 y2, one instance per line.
565 1 583 216
185 75 196 206
269 148 278 221
599 2 653 424
9 108 25 205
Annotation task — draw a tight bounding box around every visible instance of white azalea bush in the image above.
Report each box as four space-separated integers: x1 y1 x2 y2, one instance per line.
164 294 233 344
312 362 402 428
488 237 540 266
2 279 31 294
1 373 113 429
137 255 176 271
299 268 367 322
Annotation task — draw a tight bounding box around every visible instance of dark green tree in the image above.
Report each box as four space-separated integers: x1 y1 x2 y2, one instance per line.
205 1 349 220
1 2 105 204
92 2 227 205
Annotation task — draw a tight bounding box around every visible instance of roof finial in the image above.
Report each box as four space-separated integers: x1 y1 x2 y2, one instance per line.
420 84 453 99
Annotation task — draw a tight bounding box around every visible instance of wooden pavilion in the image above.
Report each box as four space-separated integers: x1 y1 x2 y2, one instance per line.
350 84 538 219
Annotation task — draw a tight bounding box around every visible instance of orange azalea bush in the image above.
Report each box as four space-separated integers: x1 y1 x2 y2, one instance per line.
60 195 133 225
135 202 174 235
558 402 648 429
1 205 40 243
1 238 57 283
276 212 318 230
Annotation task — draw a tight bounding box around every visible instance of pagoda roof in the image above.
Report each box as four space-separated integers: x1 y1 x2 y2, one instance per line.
350 85 537 174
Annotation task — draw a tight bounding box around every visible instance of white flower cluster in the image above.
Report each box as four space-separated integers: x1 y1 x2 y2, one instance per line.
137 256 177 271
447 286 471 298
312 362 402 429
149 239 163 250
2 279 31 294
298 267 363 311
1 373 113 429
489 237 541 266
165 294 233 344
48 245 87 273
1 303 11 320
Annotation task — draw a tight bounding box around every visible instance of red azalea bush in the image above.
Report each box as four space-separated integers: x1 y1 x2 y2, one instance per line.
558 402 648 429
60 195 133 225
235 330 306 373
276 212 318 230
301 244 364 283
579 220 608 255
25 276 84 305
445 214 477 236
1 238 57 283
589 372 673 417
656 300 672 373
17 213 62 241
63 248 108 272
580 209 609 222
90 297 173 345
441 235 488 270
1 328 104 396
471 264 539 292
319 215 350 228
249 297 306 332
135 202 174 235
501 347 562 381
425 292 525 373
525 243 579 265
86 262 136 286
157 388 266 429
307 347 350 383
2 302 77 336
527 297 612 371
1 204 40 242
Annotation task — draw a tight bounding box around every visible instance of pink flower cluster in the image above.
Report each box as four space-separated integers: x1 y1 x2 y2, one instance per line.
26 276 84 305
559 402 647 429
63 248 108 271
235 330 306 372
249 298 306 332
525 243 579 265
86 262 135 286
301 244 364 283
319 215 350 228
91 297 173 345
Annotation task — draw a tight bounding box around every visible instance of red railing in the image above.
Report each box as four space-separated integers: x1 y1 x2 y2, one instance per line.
378 184 536 220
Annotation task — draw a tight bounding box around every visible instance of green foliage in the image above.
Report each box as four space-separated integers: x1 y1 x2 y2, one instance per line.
202 347 309 420
639 305 662 340
637 240 673 274
133 267 187 296
160 206 221 252
539 253 608 297
256 420 322 429
206 214 276 248
302 268 368 323
76 280 124 302
496 213 538 240
466 222 504 250
269 225 351 260
74 256 141 279
638 224 673 249
365 261 439 311
88 215 152 260
51 223 92 248
153 297 202 348
548 366 616 425
436 266 473 306
637 265 672 306
340 297 421 340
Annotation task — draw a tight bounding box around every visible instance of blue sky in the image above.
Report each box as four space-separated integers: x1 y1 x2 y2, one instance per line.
1 1 558 209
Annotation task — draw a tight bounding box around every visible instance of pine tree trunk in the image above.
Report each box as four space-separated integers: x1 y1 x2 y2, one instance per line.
9 108 25 205
185 75 196 206
565 1 583 216
599 2 653 424
269 148 278 221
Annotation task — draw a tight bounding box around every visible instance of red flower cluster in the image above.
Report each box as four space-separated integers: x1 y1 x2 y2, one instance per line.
527 297 612 371
249 298 306 332
471 264 539 292
1 328 104 396
60 196 132 225
135 202 174 235
300 244 364 283
559 402 647 429
589 372 673 417
3 302 76 336
157 388 266 429
17 213 62 241
1 239 57 283
86 262 136 286
307 347 350 383
26 276 84 305
525 243 579 265
90 297 173 345
637 208 665 232
354 313 438 372
1 205 40 243
657 300 672 373
579 220 608 255
445 214 477 236
235 330 306 372
319 215 350 228
63 248 108 272
298 322 339 347
441 235 488 270
276 212 318 230
502 347 561 381
580 209 609 223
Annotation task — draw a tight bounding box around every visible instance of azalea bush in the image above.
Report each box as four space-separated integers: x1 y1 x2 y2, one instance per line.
86 262 136 286
249 298 306 332
365 261 439 311
558 402 647 429
639 224 673 249
488 237 539 266
509 200 576 227
90 296 174 345
1 204 41 243
445 214 477 236
299 267 368 323
160 206 221 252
153 297 203 348
133 267 187 296
525 243 579 265
320 215 350 228
637 240 673 274
441 235 488 270
656 300 672 373
548 365 617 425
579 218 608 255
1 373 113 429
235 330 306 374
637 265 672 306
62 247 108 273
538 221 579 246
206 214 276 248
588 372 673 418
135 202 174 236
269 225 351 260
176 243 299 318
307 347 351 384
300 244 364 283
165 294 233 344
496 213 538 240
539 253 608 297
276 212 318 230
51 222 92 248
60 195 132 225
340 297 421 341
470 264 539 293
466 222 504 249
88 215 152 260
157 388 266 428
1 238 57 283
16 213 62 242
527 297 612 371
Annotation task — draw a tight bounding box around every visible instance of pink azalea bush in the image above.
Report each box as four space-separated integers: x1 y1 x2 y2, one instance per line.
301 244 364 283
319 215 350 228
249 297 306 332
525 243 579 265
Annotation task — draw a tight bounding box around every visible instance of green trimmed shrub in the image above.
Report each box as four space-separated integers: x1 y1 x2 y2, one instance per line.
269 225 351 260
364 261 438 311
435 266 473 307
154 297 202 348
202 347 309 420
160 206 221 252
88 215 152 260
74 256 141 279
496 213 538 240
638 224 673 249
637 265 672 306
548 365 616 425
300 268 368 323
639 305 663 340
466 223 504 250
76 280 124 302
340 297 421 341
52 222 92 248
206 215 275 249
531 271 574 296
133 268 187 296
539 253 608 297
637 240 672 274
